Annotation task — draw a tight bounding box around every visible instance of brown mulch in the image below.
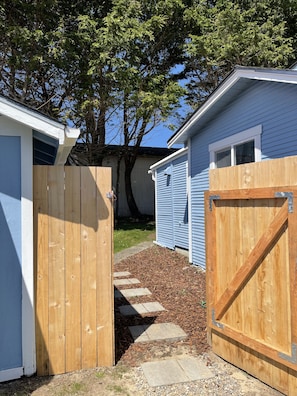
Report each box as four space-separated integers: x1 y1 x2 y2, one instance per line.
114 244 210 366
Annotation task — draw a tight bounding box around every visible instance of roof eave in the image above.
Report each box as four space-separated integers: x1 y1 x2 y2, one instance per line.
54 127 80 165
0 96 80 164
149 147 188 171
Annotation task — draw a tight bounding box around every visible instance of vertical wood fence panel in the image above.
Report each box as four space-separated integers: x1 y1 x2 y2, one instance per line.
34 166 114 376
206 156 297 395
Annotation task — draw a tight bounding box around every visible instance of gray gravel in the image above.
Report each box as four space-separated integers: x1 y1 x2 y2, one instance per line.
123 352 284 396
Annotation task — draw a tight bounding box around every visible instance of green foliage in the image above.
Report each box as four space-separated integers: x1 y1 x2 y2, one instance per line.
1 0 297 172
183 0 295 106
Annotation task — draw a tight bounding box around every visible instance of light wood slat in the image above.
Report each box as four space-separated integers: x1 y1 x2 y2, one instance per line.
48 166 66 375
209 155 297 190
34 166 49 376
65 167 82 372
214 202 288 321
205 192 216 343
289 193 297 347
212 332 289 395
34 166 114 376
211 324 297 372
81 167 98 369
238 199 255 336
96 167 114 366
288 368 297 395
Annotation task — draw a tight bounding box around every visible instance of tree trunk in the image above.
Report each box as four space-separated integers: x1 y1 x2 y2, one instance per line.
124 155 141 218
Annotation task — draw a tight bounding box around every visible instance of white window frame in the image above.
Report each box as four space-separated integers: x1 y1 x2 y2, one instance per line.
209 125 262 169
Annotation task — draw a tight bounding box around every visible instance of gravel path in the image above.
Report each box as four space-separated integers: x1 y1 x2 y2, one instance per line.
114 244 283 395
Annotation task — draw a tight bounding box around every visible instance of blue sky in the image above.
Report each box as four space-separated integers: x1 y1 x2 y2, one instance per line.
142 122 176 148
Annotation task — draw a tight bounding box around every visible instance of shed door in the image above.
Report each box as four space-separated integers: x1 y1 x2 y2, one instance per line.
156 164 174 249
0 136 22 379
172 156 188 249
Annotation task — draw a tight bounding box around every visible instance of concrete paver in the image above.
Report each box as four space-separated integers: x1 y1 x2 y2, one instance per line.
114 271 131 278
129 323 187 343
119 302 165 316
114 287 152 299
113 278 140 286
141 357 214 387
114 241 153 264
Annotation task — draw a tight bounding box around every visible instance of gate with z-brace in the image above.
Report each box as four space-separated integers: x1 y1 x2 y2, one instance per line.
205 185 297 395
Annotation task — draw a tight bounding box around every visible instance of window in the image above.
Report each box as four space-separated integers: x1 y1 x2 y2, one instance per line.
209 125 262 169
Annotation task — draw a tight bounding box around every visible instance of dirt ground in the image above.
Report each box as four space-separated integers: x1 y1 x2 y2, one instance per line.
0 245 283 395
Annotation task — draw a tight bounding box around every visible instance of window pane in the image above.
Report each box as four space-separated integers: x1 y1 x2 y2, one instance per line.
235 140 254 165
216 148 231 168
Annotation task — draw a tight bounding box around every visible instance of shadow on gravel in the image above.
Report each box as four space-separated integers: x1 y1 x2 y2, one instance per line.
114 287 157 364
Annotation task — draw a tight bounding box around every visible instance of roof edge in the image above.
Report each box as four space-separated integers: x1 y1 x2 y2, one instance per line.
149 147 188 171
168 66 297 147
0 95 80 164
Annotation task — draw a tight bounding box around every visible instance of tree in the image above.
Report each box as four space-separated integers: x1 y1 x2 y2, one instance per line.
69 0 187 217
98 0 186 217
2 0 297 218
183 0 295 107
0 1 66 115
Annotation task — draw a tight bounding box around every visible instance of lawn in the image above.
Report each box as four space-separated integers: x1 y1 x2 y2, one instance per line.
113 218 155 253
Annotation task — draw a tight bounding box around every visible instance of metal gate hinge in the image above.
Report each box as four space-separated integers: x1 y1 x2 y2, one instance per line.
275 192 293 213
278 343 297 364
209 195 220 211
212 309 224 329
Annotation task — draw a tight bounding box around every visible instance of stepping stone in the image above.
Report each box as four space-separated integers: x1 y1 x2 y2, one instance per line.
114 278 140 286
119 302 165 316
129 322 187 343
114 288 152 299
114 271 131 278
141 357 214 387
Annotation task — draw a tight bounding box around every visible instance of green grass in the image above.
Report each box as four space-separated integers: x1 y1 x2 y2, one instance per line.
55 382 86 395
114 218 155 253
106 384 129 394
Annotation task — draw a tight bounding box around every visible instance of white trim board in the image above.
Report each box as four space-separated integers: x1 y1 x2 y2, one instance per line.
149 147 188 171
209 125 262 169
0 367 23 383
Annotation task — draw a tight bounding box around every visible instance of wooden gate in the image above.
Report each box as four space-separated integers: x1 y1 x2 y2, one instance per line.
206 157 297 395
33 166 114 376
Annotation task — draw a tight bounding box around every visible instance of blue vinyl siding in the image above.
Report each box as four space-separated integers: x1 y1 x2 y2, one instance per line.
156 163 174 249
190 80 297 267
0 136 22 371
155 154 188 250
172 155 188 249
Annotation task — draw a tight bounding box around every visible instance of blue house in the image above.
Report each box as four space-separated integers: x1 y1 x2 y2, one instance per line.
0 95 79 382
150 66 297 268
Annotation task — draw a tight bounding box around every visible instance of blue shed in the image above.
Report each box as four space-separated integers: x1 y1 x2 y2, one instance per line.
151 66 297 268
150 148 189 251
0 95 79 382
